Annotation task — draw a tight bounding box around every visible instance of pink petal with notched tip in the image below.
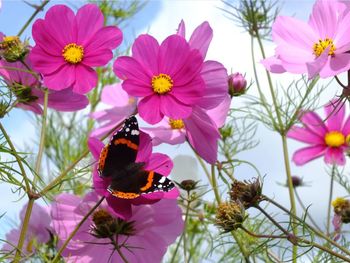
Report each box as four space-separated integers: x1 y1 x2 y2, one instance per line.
292 145 326 165
132 34 159 75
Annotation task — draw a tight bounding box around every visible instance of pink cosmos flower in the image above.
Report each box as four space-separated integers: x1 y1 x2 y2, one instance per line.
141 20 230 164
51 191 183 263
2 203 52 255
288 101 350 165
113 32 206 124
0 55 89 114
263 0 350 79
90 83 137 138
88 131 179 220
30 4 122 94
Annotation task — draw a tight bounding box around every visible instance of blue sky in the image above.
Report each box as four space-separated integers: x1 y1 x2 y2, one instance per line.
1 0 347 258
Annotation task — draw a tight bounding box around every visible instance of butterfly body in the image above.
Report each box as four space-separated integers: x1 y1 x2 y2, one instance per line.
98 116 175 199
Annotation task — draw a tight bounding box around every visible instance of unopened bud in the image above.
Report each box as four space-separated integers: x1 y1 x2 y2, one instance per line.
230 177 263 209
228 73 247 97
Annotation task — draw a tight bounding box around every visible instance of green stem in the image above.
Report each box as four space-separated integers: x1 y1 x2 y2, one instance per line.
170 232 184 263
183 192 191 263
17 0 50 37
255 205 290 237
0 123 30 192
211 165 221 204
13 199 34 263
294 189 321 231
241 225 288 239
52 196 105 263
111 237 129 263
265 196 350 257
33 89 48 186
326 165 336 236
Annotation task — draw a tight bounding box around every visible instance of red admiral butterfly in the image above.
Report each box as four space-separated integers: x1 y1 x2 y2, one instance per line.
98 116 175 199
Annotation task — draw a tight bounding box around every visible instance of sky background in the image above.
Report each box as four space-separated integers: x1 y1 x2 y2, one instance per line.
1 0 349 258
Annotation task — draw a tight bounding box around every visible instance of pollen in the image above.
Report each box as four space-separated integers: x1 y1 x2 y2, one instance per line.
324 131 345 147
62 43 84 64
313 38 336 57
151 73 173 94
169 118 184 129
3 36 19 43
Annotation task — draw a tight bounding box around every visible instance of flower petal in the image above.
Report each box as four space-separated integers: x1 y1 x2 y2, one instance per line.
160 94 192 120
300 111 328 136
44 89 89 111
144 153 173 176
171 75 205 105
197 60 228 109
189 21 213 59
158 35 191 77
292 145 326 165
342 115 350 136
138 95 163 124
113 56 151 85
261 56 287 73
136 131 153 163
287 126 324 144
43 64 75 91
132 34 159 75
72 64 98 94
324 147 346 165
84 26 123 54
87 136 104 160
324 100 345 131
29 46 65 75
184 107 220 164
76 4 103 45
106 195 132 220
177 20 186 38
83 48 113 67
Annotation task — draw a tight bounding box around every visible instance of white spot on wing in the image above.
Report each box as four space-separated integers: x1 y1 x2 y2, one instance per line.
131 130 139 135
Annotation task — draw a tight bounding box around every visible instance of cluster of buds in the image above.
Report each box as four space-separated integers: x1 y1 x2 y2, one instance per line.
0 35 29 62
230 177 263 209
9 83 38 104
332 197 350 224
91 209 135 239
215 201 246 232
228 72 247 97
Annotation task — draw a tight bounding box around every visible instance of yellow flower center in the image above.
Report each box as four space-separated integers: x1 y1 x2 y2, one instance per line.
62 43 84 64
346 134 350 145
313 38 336 57
3 36 19 43
169 118 184 129
151 73 173 94
324 131 345 147
332 197 348 209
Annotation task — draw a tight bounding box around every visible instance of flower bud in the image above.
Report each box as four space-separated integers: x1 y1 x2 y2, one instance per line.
0 36 29 62
215 201 246 232
228 72 247 97
291 176 304 188
91 209 134 238
230 177 263 209
178 179 199 192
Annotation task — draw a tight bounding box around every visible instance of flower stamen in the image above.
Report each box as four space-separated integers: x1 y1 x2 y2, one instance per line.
313 38 336 57
152 73 173 94
169 118 184 129
325 131 345 147
62 43 84 64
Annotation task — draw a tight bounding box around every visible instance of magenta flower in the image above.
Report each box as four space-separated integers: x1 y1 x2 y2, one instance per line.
0 57 88 114
113 33 205 124
2 203 52 255
288 101 350 165
88 131 179 220
30 4 122 94
263 0 350 79
51 191 183 263
142 20 230 164
90 83 137 138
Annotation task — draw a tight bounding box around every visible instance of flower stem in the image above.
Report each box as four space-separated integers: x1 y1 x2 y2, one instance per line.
240 225 288 239
115 244 129 263
265 195 350 257
326 165 336 236
183 191 191 263
33 88 48 186
0 123 30 192
13 198 34 263
17 0 50 37
52 196 105 263
211 164 221 204
294 189 321 231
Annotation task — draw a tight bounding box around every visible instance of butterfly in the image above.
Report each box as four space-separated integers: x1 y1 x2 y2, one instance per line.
98 116 175 199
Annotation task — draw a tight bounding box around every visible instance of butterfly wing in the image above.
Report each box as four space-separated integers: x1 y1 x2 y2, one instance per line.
98 116 139 177
108 170 176 199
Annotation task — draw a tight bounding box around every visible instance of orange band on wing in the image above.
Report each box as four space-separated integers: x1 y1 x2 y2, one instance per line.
140 171 154 191
114 138 138 150
110 191 140 199
98 146 109 171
